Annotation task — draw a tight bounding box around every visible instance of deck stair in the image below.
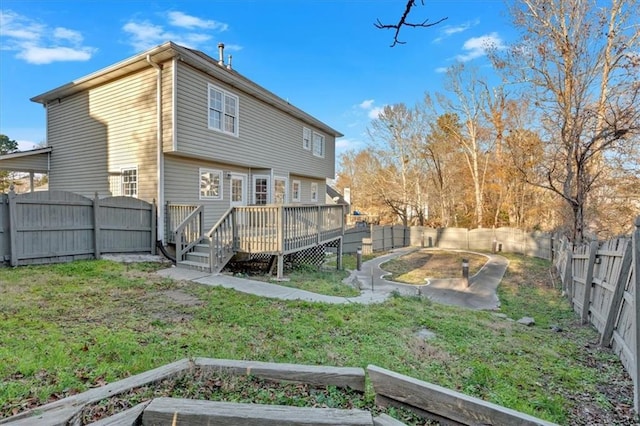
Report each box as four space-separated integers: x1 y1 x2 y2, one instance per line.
179 241 211 272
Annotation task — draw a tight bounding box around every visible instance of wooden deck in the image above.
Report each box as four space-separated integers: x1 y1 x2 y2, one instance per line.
167 204 345 276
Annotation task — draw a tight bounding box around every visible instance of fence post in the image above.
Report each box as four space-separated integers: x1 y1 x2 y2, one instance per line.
580 241 598 324
151 199 157 255
600 240 632 347
632 216 640 413
93 192 101 259
8 186 18 267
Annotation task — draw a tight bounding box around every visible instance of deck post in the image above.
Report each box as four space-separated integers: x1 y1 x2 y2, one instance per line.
337 237 343 271
277 254 284 280
317 205 322 245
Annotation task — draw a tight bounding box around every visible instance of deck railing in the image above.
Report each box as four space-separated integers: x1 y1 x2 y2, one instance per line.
174 205 204 263
207 207 236 273
166 203 200 244
232 204 344 254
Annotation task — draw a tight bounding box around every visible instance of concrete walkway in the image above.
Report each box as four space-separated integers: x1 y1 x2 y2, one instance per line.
156 248 509 310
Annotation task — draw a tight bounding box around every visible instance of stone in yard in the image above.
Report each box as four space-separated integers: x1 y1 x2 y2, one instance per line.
415 328 436 340
517 317 535 326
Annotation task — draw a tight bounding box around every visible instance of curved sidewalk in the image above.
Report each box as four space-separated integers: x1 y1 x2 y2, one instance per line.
156 248 509 309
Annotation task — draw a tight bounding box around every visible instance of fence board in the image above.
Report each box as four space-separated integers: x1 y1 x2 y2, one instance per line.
555 217 639 414
594 238 632 338
1 190 154 267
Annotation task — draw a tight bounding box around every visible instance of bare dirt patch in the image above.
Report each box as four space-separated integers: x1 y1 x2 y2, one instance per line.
381 250 487 284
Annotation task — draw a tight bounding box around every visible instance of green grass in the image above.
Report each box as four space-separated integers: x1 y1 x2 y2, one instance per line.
0 256 635 425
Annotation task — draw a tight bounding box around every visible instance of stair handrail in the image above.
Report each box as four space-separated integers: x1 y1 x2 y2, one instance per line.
207 207 236 273
174 205 204 262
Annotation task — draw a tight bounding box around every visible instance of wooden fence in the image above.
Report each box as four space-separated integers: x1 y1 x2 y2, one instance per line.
344 225 553 259
0 189 156 266
554 218 639 413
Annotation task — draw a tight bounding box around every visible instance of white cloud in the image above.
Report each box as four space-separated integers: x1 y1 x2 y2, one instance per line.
53 27 83 44
335 137 364 152
434 67 448 73
123 11 234 52
368 107 384 120
168 11 228 31
17 44 93 64
359 99 374 110
17 139 38 151
456 32 505 62
433 19 480 43
0 10 95 64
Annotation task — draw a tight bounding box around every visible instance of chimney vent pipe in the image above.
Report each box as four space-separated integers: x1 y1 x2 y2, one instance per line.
227 55 233 70
217 43 225 65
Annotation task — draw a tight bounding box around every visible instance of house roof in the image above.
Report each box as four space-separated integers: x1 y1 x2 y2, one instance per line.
30 41 343 138
326 185 349 205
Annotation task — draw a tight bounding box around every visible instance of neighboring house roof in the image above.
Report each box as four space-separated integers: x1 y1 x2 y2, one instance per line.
0 147 51 173
30 41 343 138
326 185 349 205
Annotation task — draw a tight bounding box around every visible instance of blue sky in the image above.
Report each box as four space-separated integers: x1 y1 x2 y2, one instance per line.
0 0 512 157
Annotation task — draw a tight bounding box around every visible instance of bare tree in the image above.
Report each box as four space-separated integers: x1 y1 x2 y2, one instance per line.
374 0 447 47
493 0 640 242
433 63 495 228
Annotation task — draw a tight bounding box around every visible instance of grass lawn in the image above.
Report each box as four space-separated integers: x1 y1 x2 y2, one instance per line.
0 253 637 425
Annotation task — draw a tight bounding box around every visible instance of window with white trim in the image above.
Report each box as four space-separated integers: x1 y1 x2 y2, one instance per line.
310 182 318 203
208 84 239 136
291 180 301 202
302 127 311 150
312 132 325 158
200 168 223 200
122 167 138 197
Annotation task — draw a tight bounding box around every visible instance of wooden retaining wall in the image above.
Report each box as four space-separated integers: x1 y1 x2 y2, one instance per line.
1 359 555 426
0 189 156 266
554 217 639 413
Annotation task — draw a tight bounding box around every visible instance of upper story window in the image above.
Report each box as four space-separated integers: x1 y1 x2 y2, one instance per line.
122 167 138 197
303 127 311 150
200 168 223 200
208 84 239 137
312 132 325 158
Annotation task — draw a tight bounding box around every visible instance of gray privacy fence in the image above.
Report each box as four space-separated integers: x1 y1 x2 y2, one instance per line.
0 189 156 266
344 225 553 259
553 219 639 413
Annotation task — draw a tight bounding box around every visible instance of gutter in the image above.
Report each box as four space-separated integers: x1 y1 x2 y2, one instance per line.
146 55 165 243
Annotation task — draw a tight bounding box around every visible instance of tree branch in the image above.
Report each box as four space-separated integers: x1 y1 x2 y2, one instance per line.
374 0 447 47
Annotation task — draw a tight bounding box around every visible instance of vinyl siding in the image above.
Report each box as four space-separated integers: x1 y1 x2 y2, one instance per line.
47 66 166 201
289 175 326 205
0 154 49 172
164 155 249 229
173 62 335 180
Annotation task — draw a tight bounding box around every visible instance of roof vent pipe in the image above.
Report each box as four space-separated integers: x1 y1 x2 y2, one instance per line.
218 43 225 66
227 55 232 70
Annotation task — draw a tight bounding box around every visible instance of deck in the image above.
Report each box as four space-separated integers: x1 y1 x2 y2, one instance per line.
167 203 345 277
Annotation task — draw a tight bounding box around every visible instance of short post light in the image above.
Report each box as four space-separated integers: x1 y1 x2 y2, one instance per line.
356 247 362 271
462 258 469 287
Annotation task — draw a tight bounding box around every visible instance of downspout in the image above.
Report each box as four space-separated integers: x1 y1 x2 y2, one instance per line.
146 55 165 243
